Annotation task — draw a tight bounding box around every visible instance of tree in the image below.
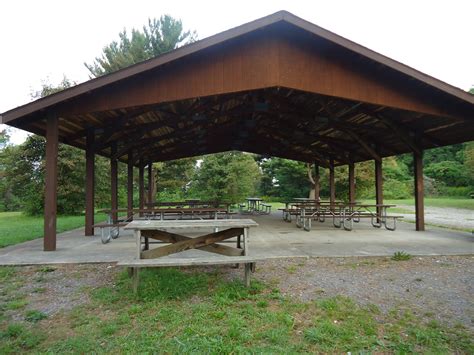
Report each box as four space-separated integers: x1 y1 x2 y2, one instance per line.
190 152 261 202
0 129 9 149
258 158 313 200
31 76 75 99
85 15 196 77
464 142 474 185
424 160 469 187
154 158 197 200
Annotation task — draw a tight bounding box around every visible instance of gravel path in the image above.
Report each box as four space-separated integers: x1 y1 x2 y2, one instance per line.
253 255 474 330
398 205 474 231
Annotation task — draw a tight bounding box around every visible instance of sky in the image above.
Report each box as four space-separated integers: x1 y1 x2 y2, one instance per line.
1 0 473 144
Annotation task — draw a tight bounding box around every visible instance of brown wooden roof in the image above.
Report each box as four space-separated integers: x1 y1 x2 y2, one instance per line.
1 10 473 166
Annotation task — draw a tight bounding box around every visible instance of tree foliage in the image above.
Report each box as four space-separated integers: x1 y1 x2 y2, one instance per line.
85 15 196 77
190 152 261 202
0 129 9 149
154 158 197 200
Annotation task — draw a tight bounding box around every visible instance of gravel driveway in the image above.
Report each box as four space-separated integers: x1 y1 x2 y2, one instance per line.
253 255 474 330
398 205 474 231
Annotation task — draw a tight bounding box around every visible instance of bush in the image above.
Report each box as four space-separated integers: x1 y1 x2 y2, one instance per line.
437 186 472 198
383 179 412 199
425 161 469 187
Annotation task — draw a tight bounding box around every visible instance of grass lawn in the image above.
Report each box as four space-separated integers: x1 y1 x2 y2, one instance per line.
0 266 472 353
363 198 474 210
265 198 474 210
0 212 107 248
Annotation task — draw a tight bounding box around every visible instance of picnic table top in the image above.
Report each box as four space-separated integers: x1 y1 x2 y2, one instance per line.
145 201 231 206
246 197 263 201
287 203 396 209
100 207 229 213
124 218 259 230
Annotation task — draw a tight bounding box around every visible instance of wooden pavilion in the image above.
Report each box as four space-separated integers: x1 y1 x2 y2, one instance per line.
1 11 473 251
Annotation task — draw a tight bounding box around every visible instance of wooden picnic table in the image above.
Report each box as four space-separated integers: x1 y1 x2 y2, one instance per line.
245 197 263 212
97 207 232 244
123 219 259 291
145 201 232 210
101 207 229 217
284 199 349 209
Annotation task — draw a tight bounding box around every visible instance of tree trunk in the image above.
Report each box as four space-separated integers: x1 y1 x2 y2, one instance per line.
307 163 317 199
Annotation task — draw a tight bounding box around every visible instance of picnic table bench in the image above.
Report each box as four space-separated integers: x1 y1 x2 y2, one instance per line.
240 198 272 214
97 207 235 244
280 202 403 231
298 204 403 231
122 219 259 292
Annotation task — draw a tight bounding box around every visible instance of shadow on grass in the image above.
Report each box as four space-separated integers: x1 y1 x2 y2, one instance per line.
92 267 265 303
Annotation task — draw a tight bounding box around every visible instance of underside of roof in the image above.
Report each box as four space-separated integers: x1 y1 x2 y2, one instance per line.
2 11 473 166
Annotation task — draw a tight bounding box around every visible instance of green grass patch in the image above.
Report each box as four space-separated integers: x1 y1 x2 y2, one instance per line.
1 267 471 354
24 310 48 323
392 251 412 261
362 198 474 210
0 211 107 248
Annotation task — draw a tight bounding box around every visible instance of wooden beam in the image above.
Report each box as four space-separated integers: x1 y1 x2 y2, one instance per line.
348 161 355 204
141 230 243 256
140 227 244 259
127 151 134 220
340 127 381 162
85 129 95 236
64 107 151 143
364 110 421 155
110 143 118 224
414 147 425 231
44 114 58 251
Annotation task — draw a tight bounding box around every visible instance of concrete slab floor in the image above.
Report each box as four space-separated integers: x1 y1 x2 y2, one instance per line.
0 212 472 266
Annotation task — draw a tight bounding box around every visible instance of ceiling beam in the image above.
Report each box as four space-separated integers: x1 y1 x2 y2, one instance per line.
362 109 421 155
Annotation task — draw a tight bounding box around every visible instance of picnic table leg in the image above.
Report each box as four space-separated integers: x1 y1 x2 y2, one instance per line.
135 230 142 259
243 227 249 256
233 236 240 270
244 263 251 287
132 267 139 294
233 236 241 269
385 217 397 231
304 216 311 232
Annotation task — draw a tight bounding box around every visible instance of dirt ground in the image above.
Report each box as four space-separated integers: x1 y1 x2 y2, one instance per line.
2 255 473 330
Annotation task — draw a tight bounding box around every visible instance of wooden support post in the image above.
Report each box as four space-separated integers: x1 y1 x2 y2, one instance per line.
375 158 383 218
139 164 144 217
348 161 355 204
127 152 134 220
147 163 153 205
329 160 335 209
85 130 95 236
414 149 425 231
110 143 118 224
44 114 58 251
314 163 320 201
